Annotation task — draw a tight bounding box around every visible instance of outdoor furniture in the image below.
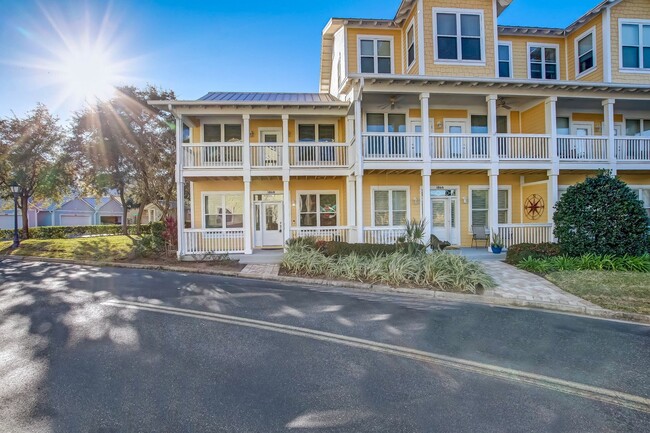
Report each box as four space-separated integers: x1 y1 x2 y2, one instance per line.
471 225 489 248
430 234 451 251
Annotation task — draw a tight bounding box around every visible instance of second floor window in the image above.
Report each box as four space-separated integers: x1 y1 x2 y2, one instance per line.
434 10 483 62
203 124 242 142
529 45 558 80
576 29 595 75
182 124 191 144
360 38 392 73
621 21 650 70
498 43 512 78
406 22 416 68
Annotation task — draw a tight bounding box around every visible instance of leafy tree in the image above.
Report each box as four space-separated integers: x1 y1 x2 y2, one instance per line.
0 104 70 238
553 171 649 256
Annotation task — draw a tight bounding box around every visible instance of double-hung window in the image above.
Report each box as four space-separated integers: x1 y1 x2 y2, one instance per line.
528 44 559 80
373 188 408 227
202 123 242 164
365 113 407 157
406 21 416 69
625 119 650 136
434 9 484 62
498 42 512 78
620 21 650 70
298 193 338 227
359 38 392 73
298 124 337 163
576 28 596 76
470 188 510 229
204 193 244 229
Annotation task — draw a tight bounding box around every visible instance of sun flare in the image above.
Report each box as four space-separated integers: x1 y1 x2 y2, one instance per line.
57 44 119 102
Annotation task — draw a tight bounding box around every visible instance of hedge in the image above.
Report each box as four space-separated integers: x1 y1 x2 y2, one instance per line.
505 243 561 265
0 222 164 240
317 241 399 257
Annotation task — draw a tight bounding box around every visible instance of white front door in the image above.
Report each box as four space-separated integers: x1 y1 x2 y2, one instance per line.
431 192 459 245
571 122 594 158
445 120 466 158
258 129 282 166
261 202 283 247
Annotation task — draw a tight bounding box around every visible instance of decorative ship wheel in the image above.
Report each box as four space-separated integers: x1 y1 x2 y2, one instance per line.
524 194 545 220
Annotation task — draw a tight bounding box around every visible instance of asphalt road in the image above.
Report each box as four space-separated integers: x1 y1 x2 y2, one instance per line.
1 259 649 433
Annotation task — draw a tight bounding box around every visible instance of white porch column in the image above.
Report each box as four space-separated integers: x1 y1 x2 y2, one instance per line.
545 97 558 170
356 175 364 243
547 170 559 242
354 98 363 173
487 95 498 164
346 175 356 241
346 115 356 166
420 93 431 162
422 170 432 244
282 114 290 172
243 177 253 254
242 114 251 171
602 98 617 174
175 116 185 258
488 169 499 252
283 176 291 247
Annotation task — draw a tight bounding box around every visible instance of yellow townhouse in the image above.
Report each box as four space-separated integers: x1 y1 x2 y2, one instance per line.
151 0 650 258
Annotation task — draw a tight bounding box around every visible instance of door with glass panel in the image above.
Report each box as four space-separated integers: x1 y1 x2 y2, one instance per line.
257 129 281 167
431 189 459 245
571 122 593 159
261 202 283 247
410 120 434 159
445 121 466 158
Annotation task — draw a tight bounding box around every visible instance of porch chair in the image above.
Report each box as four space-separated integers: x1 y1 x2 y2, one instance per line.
471 225 489 248
430 234 451 251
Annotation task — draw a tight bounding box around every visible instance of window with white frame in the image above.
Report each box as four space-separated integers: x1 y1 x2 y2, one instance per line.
625 119 650 136
359 38 392 73
298 193 338 227
203 124 242 142
406 21 416 68
498 43 512 78
373 188 408 226
576 28 596 75
470 188 510 228
204 193 244 229
557 117 571 135
638 188 650 220
434 9 484 62
528 44 559 80
182 124 191 144
337 54 343 87
297 124 337 162
620 21 650 70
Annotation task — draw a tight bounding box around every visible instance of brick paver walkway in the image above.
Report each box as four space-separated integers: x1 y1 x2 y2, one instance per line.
479 261 596 308
240 264 280 277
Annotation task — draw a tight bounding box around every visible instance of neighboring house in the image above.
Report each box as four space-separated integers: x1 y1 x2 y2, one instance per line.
0 207 38 230
36 195 125 226
127 202 183 224
151 0 650 258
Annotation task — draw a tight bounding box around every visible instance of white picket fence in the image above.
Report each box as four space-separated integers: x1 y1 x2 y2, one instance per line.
497 224 553 248
183 229 245 254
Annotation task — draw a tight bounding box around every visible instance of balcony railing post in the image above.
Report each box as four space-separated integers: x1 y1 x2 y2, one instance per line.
243 114 251 172
420 92 431 162
602 99 617 173
487 95 498 164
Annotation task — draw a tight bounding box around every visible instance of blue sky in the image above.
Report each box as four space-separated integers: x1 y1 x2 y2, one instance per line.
0 0 601 119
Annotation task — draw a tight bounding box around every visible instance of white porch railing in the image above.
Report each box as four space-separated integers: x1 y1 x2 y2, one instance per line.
289 143 348 167
250 143 282 168
364 227 406 244
362 133 422 160
616 138 650 161
430 134 490 160
497 134 550 160
290 226 351 242
497 224 553 248
183 229 245 254
182 144 244 168
558 136 608 161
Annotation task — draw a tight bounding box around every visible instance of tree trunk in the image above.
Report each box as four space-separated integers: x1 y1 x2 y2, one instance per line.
119 187 128 236
20 194 30 239
136 200 146 235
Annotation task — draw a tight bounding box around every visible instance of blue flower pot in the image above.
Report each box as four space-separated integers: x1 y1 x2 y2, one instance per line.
491 246 503 254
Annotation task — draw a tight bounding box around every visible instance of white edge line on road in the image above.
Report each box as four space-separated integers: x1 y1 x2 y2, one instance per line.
102 299 650 414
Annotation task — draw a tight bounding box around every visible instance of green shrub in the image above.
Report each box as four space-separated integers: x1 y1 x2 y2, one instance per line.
0 224 155 240
133 222 166 257
286 236 318 250
517 254 650 274
319 241 398 258
505 243 561 264
554 172 649 257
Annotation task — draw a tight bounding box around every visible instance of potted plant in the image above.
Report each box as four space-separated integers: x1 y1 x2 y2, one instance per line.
490 232 504 254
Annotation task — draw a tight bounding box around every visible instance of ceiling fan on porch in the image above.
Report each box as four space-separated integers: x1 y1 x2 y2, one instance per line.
497 97 512 110
379 95 404 110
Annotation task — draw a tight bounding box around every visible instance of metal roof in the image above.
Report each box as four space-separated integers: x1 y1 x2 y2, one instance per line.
198 92 342 103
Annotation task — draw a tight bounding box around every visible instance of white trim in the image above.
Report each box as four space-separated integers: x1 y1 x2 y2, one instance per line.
370 186 411 227
429 185 461 245
363 111 410 133
432 8 486 66
417 0 426 75
200 121 244 143
618 19 650 73
527 42 561 80
603 9 612 82
443 118 468 133
258 127 283 143
497 41 513 78
571 121 595 135
405 19 417 72
190 181 195 229
493 0 499 78
200 191 245 230
574 26 597 78
468 185 512 232
295 190 340 228
356 35 395 74
294 121 338 143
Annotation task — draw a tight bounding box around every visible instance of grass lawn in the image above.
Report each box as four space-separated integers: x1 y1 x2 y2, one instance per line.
546 271 650 315
0 236 137 261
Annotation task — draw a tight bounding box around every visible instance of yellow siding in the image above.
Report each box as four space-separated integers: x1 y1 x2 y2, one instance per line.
571 113 624 135
521 103 546 134
510 111 521 133
362 173 422 227
408 109 469 133
421 0 496 77
498 35 568 80
611 0 650 84
566 14 604 82
347 28 404 75
522 183 549 224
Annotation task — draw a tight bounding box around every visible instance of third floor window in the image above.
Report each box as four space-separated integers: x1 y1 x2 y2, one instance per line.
359 38 392 74
434 9 484 63
621 21 650 70
528 44 558 80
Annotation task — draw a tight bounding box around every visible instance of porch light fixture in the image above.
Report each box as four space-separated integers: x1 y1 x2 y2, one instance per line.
9 182 21 249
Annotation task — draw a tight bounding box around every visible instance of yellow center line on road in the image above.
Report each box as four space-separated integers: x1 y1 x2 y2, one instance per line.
102 299 650 414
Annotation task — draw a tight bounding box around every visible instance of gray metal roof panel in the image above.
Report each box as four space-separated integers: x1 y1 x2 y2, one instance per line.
198 92 341 103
